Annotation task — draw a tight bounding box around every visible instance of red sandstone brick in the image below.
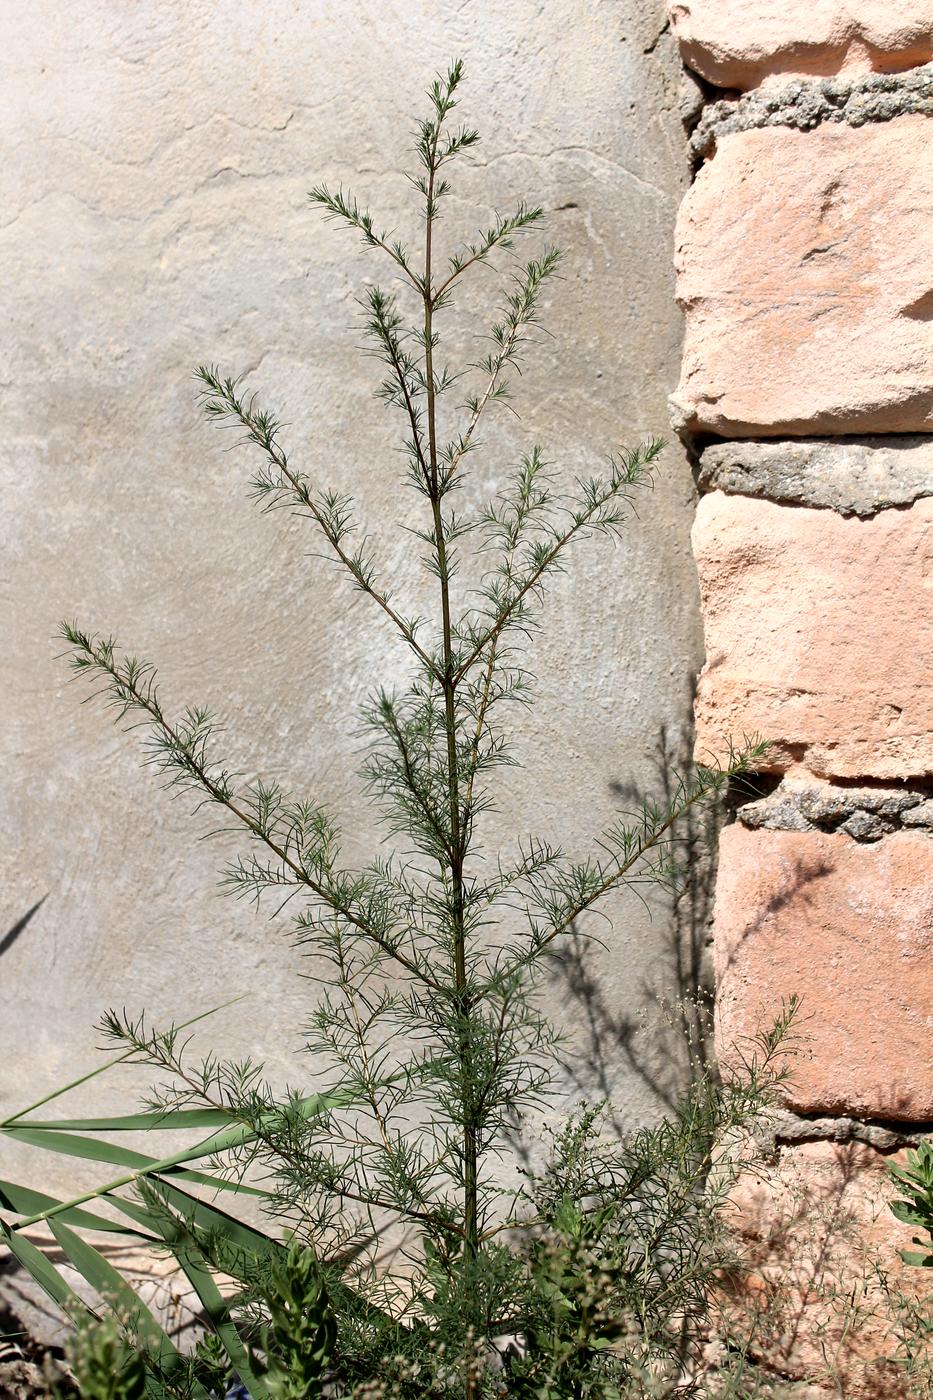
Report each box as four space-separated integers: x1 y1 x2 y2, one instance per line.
669 0 933 89
714 824 933 1120
724 1138 926 1396
692 492 933 783
672 118 933 438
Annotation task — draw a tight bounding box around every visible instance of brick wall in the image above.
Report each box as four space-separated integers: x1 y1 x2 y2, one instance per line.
669 3 933 1391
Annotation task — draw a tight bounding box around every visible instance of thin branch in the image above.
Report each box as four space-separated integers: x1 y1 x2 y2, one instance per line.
61 627 444 993
378 697 454 862
309 185 424 294
441 250 561 493
365 289 431 488
432 204 545 303
195 367 441 683
530 749 767 959
454 439 662 686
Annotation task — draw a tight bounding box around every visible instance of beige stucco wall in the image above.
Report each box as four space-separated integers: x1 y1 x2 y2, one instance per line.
1 0 699 1189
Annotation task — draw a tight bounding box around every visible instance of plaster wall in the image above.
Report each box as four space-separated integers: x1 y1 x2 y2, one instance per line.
0 0 700 1195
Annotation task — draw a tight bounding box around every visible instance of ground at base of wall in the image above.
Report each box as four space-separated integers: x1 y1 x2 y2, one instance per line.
1 1218 927 1399
0 1300 71 1399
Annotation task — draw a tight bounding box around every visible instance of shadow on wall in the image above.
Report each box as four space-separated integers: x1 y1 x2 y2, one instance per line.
551 720 725 1125
549 722 833 1127
721 1137 927 1396
714 854 834 983
0 899 45 961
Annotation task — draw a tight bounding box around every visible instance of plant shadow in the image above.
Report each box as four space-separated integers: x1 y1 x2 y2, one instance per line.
547 722 828 1133
0 898 45 961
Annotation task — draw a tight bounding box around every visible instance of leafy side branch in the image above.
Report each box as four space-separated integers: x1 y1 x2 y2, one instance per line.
59 623 442 993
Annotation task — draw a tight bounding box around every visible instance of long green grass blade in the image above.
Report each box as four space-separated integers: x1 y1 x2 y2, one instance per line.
5 1090 351 1232
6 1201 211 1399
2 1126 267 1197
115 1186 391 1327
1 996 246 1127
122 1190 271 1400
173 1242 270 1400
0 1220 94 1323
49 1218 180 1374
19 1107 245 1132
0 1178 153 1236
143 1175 283 1266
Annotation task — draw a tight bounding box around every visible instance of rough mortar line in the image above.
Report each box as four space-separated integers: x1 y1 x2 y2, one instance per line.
737 781 933 843
690 60 933 160
759 1110 931 1157
697 436 933 519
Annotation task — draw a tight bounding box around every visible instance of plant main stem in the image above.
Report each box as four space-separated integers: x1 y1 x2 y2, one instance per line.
423 136 480 1370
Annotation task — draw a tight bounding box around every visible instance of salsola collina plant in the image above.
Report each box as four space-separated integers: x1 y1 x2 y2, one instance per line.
7 60 784 1398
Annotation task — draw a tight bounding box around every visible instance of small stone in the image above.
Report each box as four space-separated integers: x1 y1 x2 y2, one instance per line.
738 793 815 833
821 79 850 105
903 798 933 828
837 810 887 841
877 791 927 817
797 790 856 823
798 788 919 821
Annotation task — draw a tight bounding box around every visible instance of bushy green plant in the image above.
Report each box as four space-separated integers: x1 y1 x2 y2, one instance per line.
890 1140 933 1269
1 61 783 1399
65 1313 148 1400
260 1243 336 1399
